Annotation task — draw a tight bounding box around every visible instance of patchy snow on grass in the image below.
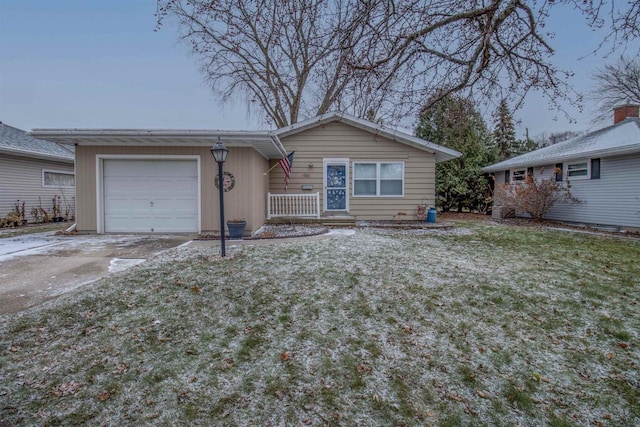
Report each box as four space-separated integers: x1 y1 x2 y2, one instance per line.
1 223 638 426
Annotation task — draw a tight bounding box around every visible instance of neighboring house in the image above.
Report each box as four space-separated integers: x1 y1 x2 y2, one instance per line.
31 112 460 234
0 122 75 222
484 105 640 231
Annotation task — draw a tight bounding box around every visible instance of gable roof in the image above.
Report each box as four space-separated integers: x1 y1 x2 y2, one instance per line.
275 111 461 163
484 118 640 173
0 122 74 163
29 129 287 160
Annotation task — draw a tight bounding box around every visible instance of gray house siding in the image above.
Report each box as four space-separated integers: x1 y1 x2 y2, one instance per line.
0 154 75 222
546 154 640 228
493 154 640 229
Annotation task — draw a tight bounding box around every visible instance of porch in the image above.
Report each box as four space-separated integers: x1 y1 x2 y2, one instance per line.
266 192 356 226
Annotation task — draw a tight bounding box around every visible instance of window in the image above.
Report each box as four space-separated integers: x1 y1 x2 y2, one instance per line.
43 170 75 187
565 160 590 180
504 170 510 184
353 162 403 196
511 169 526 182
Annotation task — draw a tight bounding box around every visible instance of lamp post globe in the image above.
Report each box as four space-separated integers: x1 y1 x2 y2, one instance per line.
211 136 228 257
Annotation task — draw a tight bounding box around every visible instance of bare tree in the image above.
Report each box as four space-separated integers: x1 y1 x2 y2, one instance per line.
535 130 583 148
157 1 640 128
590 57 640 124
352 1 640 118
157 0 396 128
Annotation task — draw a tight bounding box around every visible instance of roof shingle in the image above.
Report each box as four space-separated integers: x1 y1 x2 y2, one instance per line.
0 122 74 162
484 118 640 172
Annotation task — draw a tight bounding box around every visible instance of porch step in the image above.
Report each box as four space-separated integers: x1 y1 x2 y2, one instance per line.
265 215 356 227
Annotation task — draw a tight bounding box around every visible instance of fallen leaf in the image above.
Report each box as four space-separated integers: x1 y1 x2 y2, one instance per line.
606 352 616 359
477 390 490 399
98 390 112 401
280 352 291 361
619 342 629 349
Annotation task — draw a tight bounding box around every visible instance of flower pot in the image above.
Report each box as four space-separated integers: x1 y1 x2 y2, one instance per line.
227 221 247 240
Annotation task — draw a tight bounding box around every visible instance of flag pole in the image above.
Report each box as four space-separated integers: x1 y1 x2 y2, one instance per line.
263 162 281 176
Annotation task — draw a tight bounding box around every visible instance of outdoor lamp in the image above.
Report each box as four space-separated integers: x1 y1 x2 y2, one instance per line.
211 136 228 257
211 136 229 163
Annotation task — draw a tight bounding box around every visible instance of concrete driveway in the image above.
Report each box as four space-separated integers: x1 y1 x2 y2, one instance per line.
0 232 191 314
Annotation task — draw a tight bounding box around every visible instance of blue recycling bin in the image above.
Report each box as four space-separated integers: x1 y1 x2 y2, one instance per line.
427 208 437 223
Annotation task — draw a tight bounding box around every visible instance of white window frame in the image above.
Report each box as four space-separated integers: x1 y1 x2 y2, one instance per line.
564 160 591 180
352 161 404 197
511 169 527 182
42 169 75 188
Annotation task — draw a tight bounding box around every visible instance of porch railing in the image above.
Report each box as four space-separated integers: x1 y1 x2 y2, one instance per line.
267 192 320 219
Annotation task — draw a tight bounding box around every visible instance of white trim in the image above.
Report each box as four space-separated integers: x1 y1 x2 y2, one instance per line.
95 154 201 234
323 158 350 212
352 161 405 197
565 159 591 180
42 168 75 188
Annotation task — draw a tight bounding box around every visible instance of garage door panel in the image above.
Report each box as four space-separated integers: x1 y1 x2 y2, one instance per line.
103 159 199 233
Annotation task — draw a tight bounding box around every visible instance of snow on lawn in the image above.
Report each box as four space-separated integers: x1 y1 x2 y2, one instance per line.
1 222 638 426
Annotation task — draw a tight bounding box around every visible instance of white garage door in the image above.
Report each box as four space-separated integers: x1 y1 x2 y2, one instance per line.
103 159 199 233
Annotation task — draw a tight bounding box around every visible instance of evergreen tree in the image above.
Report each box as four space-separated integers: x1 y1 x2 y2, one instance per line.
416 94 497 212
493 98 517 161
492 99 537 160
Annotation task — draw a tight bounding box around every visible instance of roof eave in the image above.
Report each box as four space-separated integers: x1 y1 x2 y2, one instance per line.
30 129 286 159
483 144 640 172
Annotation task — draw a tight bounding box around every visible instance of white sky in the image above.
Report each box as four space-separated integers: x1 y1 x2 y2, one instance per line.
0 0 638 140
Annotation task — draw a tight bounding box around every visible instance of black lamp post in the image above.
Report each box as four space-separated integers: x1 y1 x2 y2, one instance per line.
210 136 229 257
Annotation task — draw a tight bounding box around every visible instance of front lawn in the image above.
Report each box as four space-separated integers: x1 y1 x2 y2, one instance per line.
1 221 638 426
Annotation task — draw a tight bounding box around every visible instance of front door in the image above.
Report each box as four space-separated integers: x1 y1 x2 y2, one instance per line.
324 159 349 212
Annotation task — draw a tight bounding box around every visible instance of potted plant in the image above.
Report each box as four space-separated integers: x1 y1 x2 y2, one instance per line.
227 218 247 240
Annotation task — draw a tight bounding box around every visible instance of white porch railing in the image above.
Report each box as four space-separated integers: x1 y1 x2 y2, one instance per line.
267 192 320 219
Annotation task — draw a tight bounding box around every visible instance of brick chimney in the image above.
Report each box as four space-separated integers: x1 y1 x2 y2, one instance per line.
613 104 640 124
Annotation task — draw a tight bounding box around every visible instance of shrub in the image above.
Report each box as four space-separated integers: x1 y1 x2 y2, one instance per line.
494 169 580 220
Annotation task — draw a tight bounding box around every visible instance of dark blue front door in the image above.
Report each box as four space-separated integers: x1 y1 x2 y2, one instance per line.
325 162 347 211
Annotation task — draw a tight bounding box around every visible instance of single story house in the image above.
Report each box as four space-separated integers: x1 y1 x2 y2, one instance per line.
0 122 75 222
31 112 460 234
483 105 640 231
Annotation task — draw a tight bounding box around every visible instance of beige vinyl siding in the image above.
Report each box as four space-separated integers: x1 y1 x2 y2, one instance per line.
272 121 435 220
75 146 269 233
0 155 75 222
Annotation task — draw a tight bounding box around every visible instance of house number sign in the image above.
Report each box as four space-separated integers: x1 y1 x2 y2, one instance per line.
215 171 235 192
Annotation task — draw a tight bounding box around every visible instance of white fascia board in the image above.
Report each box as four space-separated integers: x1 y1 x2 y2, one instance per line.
30 129 284 159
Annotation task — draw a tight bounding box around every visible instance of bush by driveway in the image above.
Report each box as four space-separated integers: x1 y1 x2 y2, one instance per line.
0 222 638 426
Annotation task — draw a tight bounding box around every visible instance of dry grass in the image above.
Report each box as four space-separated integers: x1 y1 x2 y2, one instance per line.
1 221 638 426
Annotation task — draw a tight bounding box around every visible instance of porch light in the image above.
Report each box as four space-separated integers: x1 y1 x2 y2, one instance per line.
211 136 228 257
210 136 229 163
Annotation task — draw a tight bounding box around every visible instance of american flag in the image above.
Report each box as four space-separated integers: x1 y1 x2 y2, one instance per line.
279 151 295 191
